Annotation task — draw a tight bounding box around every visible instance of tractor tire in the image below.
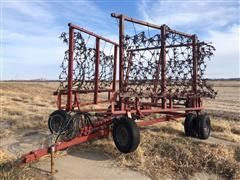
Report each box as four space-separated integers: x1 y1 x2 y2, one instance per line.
197 114 211 139
48 110 67 134
112 117 140 153
184 113 197 137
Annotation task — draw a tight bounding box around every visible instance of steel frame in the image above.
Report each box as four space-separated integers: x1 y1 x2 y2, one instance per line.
22 13 215 164
111 13 202 113
22 113 184 163
56 17 204 116
65 23 118 111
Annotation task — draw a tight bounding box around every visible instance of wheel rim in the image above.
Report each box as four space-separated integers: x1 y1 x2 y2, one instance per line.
116 124 129 146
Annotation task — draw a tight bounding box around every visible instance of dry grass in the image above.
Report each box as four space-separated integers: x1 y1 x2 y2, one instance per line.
0 149 13 164
0 147 66 180
0 81 240 179
211 119 240 142
0 160 48 180
0 147 40 179
204 81 240 121
0 82 57 138
0 82 109 138
73 121 240 179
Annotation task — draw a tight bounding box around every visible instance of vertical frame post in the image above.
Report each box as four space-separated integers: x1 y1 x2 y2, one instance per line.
94 37 100 104
152 27 162 103
119 15 125 110
57 94 61 110
161 25 167 109
119 15 125 92
67 24 74 111
192 35 198 107
113 45 118 92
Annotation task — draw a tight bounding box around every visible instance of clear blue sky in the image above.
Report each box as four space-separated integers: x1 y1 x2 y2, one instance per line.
1 0 240 80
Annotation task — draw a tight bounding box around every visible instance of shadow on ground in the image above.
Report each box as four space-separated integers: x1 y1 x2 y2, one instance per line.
68 149 110 161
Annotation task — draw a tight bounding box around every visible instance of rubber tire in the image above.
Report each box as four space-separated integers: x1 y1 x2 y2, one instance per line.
197 114 211 139
112 117 140 153
48 110 67 134
184 113 197 137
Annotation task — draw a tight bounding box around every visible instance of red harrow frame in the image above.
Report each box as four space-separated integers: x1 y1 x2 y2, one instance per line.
23 13 216 164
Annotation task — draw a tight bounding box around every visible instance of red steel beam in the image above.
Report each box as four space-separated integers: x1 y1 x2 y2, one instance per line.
113 45 118 92
137 118 169 127
79 100 109 106
137 112 185 127
161 25 167 109
68 23 118 45
111 13 161 29
119 15 125 111
53 89 112 95
57 93 61 110
111 13 192 38
152 31 162 103
94 37 100 104
119 15 124 93
192 35 198 107
67 25 74 111
111 107 203 115
23 130 109 164
166 28 192 38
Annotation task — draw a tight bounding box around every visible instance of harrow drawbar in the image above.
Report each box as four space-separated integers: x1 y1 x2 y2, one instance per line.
23 129 110 164
23 117 112 163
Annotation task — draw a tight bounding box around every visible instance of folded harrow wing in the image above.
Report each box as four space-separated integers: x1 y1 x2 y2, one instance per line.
23 13 216 164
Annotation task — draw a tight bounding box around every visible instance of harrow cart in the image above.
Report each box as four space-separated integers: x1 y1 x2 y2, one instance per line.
23 13 216 163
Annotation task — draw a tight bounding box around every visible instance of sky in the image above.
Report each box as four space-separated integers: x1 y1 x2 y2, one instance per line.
1 0 240 80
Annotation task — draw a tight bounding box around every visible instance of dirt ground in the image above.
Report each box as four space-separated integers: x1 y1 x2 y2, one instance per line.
0 80 239 179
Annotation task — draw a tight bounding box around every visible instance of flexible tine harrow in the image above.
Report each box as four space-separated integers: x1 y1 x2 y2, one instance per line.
22 13 216 164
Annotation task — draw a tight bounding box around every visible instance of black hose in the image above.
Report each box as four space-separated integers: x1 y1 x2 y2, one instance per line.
54 111 94 143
